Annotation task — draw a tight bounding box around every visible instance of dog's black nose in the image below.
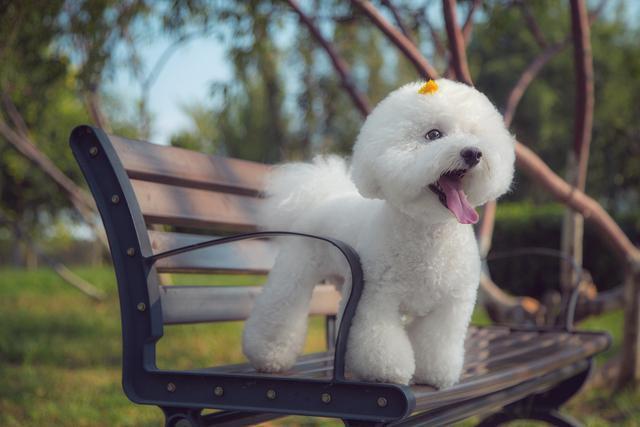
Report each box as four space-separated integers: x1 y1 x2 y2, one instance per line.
460 147 482 167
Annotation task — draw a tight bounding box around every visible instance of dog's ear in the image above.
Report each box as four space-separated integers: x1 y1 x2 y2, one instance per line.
350 153 383 199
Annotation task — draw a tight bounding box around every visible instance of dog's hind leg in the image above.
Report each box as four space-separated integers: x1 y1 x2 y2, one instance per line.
242 240 324 372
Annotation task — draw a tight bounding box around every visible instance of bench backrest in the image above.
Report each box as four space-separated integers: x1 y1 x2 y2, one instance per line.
70 126 341 335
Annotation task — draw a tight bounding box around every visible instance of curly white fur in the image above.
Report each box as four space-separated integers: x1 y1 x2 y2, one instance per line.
242 79 515 387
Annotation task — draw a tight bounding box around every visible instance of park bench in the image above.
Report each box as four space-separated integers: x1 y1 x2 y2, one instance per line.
70 125 610 426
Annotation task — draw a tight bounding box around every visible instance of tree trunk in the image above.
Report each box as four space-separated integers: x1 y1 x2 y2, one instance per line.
561 0 594 296
618 263 640 388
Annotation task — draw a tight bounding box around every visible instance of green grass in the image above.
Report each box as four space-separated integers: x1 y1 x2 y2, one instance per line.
0 266 637 426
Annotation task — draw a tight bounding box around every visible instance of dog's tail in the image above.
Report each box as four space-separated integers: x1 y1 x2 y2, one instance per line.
258 155 358 230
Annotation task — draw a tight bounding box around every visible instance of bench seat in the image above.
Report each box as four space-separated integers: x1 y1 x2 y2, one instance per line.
196 326 608 424
70 126 611 426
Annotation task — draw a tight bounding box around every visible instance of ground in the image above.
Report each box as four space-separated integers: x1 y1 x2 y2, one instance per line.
0 266 638 426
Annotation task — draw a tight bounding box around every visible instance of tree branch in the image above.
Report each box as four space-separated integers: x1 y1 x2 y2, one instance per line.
381 0 414 44
570 0 595 190
351 0 439 80
1 92 30 137
0 96 108 248
462 0 482 45
415 10 448 64
442 0 473 85
138 27 215 138
518 1 548 48
559 0 596 324
574 285 624 321
287 0 371 117
514 141 638 264
504 0 605 128
0 120 94 216
477 201 497 257
84 86 111 132
481 271 543 325
1 212 105 300
503 40 568 127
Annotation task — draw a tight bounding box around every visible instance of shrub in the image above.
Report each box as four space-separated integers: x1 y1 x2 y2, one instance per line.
489 203 640 298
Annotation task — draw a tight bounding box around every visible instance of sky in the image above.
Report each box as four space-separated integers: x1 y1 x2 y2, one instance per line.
107 33 232 146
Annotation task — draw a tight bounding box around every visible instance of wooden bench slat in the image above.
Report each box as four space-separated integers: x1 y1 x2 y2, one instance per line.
223 355 335 380
132 179 261 231
160 284 341 324
192 328 609 407
401 360 590 426
202 352 334 375
111 135 269 196
464 331 543 363
411 331 609 412
149 230 276 274
413 345 582 410
464 335 570 377
464 327 521 352
464 332 544 365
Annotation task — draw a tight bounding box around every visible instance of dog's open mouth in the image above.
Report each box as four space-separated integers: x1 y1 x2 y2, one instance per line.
428 169 479 225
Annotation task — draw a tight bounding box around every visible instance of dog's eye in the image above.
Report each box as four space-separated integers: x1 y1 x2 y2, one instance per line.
425 129 443 141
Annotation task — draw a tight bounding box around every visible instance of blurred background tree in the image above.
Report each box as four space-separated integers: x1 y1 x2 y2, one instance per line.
164 0 639 216
160 0 639 294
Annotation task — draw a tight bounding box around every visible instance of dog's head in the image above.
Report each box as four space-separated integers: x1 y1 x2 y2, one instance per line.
351 79 515 224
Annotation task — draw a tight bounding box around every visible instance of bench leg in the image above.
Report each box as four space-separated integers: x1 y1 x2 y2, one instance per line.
342 420 386 427
476 408 582 427
163 407 284 427
162 407 202 427
476 363 591 427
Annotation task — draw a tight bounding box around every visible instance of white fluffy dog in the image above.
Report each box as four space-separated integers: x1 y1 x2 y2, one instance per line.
242 79 515 388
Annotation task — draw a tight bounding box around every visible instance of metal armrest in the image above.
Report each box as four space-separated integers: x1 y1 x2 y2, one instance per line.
484 247 584 331
144 230 364 382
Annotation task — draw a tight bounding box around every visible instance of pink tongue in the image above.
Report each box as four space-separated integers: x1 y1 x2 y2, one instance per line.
438 175 479 224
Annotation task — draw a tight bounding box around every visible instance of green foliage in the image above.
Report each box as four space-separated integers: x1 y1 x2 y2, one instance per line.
170 103 220 153
1 2 86 234
1 267 636 426
490 202 640 297
0 267 328 426
0 1 173 250
0 1 152 244
163 0 640 223
168 1 423 162
472 0 640 212
3 0 640 238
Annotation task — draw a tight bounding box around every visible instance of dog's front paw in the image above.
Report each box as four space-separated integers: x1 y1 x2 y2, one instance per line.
412 369 461 389
412 352 463 389
242 316 305 373
351 361 415 385
243 337 298 373
346 337 416 385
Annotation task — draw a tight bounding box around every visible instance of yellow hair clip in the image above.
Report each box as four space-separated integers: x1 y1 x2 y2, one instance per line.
418 79 438 95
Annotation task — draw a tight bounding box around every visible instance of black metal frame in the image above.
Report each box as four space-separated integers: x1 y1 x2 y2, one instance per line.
146 230 363 382
475 364 591 427
70 125 609 427
70 125 414 425
395 359 591 427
